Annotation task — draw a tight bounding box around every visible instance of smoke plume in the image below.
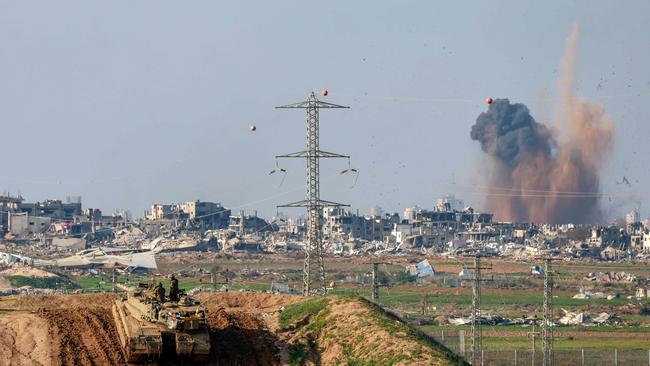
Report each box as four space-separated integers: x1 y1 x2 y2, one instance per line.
470 26 614 224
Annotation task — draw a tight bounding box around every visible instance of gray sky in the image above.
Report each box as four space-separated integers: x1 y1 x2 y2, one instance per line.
1 1 649 221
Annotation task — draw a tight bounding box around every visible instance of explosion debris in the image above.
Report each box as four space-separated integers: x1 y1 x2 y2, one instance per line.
471 26 614 224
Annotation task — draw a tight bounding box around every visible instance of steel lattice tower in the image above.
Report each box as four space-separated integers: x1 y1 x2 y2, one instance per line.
465 254 491 366
471 255 482 366
276 91 349 295
542 258 554 366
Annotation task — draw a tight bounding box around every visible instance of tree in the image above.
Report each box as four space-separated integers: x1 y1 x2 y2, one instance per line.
395 270 417 284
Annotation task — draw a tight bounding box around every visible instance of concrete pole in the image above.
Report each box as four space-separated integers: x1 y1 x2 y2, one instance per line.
532 333 535 366
371 263 379 302
459 330 465 357
112 269 116 293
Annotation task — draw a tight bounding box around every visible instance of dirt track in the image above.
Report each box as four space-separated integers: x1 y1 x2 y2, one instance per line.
38 308 126 366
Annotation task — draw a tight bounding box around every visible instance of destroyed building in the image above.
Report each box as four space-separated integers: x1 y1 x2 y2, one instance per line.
2 195 83 236
228 210 275 234
390 203 494 250
142 200 230 233
322 207 399 242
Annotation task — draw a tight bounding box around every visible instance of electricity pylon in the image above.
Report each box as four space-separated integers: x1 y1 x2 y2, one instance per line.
276 91 350 295
463 253 492 365
542 257 555 366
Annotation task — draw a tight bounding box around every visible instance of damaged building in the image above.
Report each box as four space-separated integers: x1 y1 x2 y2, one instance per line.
142 200 231 234
322 207 399 242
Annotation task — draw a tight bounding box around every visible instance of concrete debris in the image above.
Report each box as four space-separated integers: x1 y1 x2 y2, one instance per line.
50 237 86 251
270 281 299 295
446 315 511 326
572 289 614 300
0 286 62 296
583 271 637 283
407 259 435 277
558 309 623 326
48 247 157 270
558 310 584 325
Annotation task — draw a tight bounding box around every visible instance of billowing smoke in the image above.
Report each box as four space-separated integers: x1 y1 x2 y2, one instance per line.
470 26 614 224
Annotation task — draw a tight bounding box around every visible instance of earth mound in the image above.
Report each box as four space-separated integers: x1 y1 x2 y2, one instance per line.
0 292 463 366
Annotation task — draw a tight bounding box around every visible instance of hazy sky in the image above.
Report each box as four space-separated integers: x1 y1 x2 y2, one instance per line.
1 1 649 221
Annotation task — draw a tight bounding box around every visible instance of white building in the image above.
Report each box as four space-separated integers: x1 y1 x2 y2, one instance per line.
626 210 640 226
391 223 414 245
435 194 464 212
643 230 650 253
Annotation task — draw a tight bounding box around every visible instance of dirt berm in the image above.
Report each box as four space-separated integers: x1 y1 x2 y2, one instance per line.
0 292 464 366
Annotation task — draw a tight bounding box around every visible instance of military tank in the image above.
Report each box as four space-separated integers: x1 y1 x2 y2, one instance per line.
112 283 211 363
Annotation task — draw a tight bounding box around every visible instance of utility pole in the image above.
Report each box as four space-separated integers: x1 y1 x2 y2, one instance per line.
542 258 554 366
239 210 245 235
112 269 116 293
372 263 380 302
464 254 492 366
527 316 539 366
364 261 389 302
421 293 429 316
276 91 350 295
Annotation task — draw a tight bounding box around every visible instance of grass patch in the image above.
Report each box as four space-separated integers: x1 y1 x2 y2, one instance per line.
7 275 77 289
330 287 632 310
279 297 330 329
483 336 650 350
289 343 307 366
307 304 331 331
419 324 650 334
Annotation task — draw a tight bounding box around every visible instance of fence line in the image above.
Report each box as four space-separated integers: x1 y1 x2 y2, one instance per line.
425 330 650 366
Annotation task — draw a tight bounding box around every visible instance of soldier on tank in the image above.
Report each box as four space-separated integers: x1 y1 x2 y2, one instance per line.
169 275 180 301
154 282 166 302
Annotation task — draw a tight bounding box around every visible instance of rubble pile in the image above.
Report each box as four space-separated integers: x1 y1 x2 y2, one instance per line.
111 226 146 247
583 271 638 283
141 236 201 253
558 309 624 326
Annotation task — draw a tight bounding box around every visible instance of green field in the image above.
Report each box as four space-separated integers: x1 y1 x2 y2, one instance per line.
43 256 650 356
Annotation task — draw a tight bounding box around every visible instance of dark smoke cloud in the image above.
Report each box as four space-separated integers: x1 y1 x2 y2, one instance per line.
471 100 554 168
469 25 613 224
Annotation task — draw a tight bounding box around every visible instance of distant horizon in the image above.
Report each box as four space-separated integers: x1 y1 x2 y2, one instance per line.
3 190 647 227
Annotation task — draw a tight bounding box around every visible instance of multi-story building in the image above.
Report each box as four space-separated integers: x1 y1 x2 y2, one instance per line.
323 208 398 242
149 204 173 220
228 211 274 234
145 200 230 230
643 230 650 253
2 195 83 236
